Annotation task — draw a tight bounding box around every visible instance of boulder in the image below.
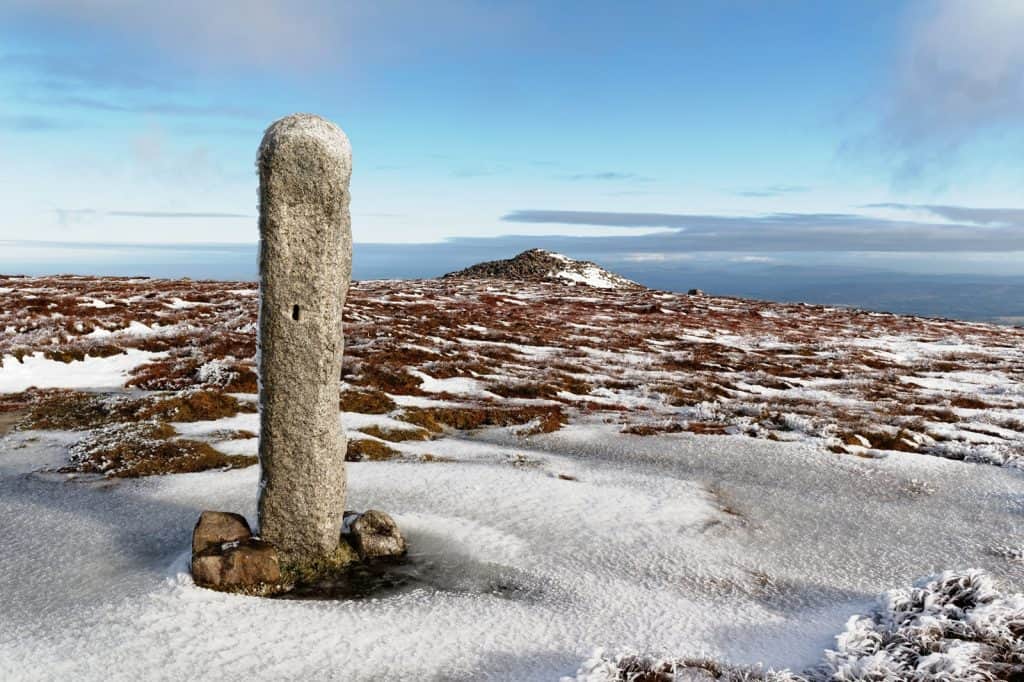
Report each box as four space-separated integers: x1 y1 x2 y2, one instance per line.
192 510 252 555
191 510 285 594
342 509 407 560
191 539 283 594
687 288 705 296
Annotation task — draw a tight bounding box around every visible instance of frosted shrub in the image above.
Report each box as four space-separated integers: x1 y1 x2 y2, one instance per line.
690 401 721 422
197 358 234 386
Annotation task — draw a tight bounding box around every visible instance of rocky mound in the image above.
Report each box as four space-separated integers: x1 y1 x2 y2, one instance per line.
442 249 642 290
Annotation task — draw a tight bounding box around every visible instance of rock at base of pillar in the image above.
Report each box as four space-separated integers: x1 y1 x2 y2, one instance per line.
342 509 408 560
192 511 252 555
189 507 409 596
190 510 289 596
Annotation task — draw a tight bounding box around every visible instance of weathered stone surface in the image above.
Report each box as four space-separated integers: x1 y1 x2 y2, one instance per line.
256 113 353 565
191 539 283 594
192 510 252 555
343 509 407 560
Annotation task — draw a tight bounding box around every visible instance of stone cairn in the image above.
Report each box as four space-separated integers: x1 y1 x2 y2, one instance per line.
190 113 406 595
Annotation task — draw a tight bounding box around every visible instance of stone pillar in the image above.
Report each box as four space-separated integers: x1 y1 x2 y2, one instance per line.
256 113 352 567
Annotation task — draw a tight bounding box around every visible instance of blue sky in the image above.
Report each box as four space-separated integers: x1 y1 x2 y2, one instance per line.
1 1 1023 272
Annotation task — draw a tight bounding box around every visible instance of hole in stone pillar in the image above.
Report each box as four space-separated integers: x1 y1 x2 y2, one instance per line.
292 305 300 321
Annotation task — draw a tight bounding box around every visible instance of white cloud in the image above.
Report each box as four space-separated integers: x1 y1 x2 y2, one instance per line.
871 0 1024 180
622 253 695 263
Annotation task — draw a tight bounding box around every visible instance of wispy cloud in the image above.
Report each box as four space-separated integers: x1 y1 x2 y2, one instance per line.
865 203 1024 227
0 53 164 91
108 211 252 219
33 94 260 119
500 206 1024 252
562 171 654 182
55 208 252 223
503 210 696 228
54 208 97 227
622 252 695 263
451 167 503 178
733 184 809 198
0 114 74 131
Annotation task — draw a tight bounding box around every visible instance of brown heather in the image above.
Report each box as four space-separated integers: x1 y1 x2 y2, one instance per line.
1 274 1022 465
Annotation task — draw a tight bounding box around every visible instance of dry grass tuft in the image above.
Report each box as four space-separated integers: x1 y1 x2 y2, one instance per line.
21 390 141 430
127 357 203 391
949 394 995 410
351 365 423 394
340 389 396 414
399 404 567 434
61 421 255 477
20 388 251 434
224 367 258 393
206 429 257 440
140 390 253 422
486 381 560 400
357 425 431 442
686 422 730 435
345 438 401 462
622 422 685 436
418 453 455 463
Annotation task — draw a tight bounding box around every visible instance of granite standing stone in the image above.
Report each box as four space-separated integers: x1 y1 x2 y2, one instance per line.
256 113 353 565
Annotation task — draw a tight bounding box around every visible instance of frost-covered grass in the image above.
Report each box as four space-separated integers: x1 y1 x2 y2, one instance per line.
0 388 260 476
825 569 1024 681
570 570 1024 681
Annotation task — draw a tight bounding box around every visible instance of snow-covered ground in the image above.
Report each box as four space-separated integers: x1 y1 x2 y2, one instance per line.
2 419 1023 680
0 348 163 393
1 275 1023 679
542 250 641 289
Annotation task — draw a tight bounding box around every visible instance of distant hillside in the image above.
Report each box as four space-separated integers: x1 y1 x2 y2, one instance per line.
443 248 642 290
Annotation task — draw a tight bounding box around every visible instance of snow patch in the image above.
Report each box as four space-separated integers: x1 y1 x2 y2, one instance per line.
0 348 164 393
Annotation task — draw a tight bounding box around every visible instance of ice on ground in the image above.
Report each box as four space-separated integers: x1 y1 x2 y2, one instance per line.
2 423 1023 680
0 349 164 394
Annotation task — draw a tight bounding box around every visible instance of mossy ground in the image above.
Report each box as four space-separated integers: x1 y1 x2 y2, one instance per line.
278 541 360 586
